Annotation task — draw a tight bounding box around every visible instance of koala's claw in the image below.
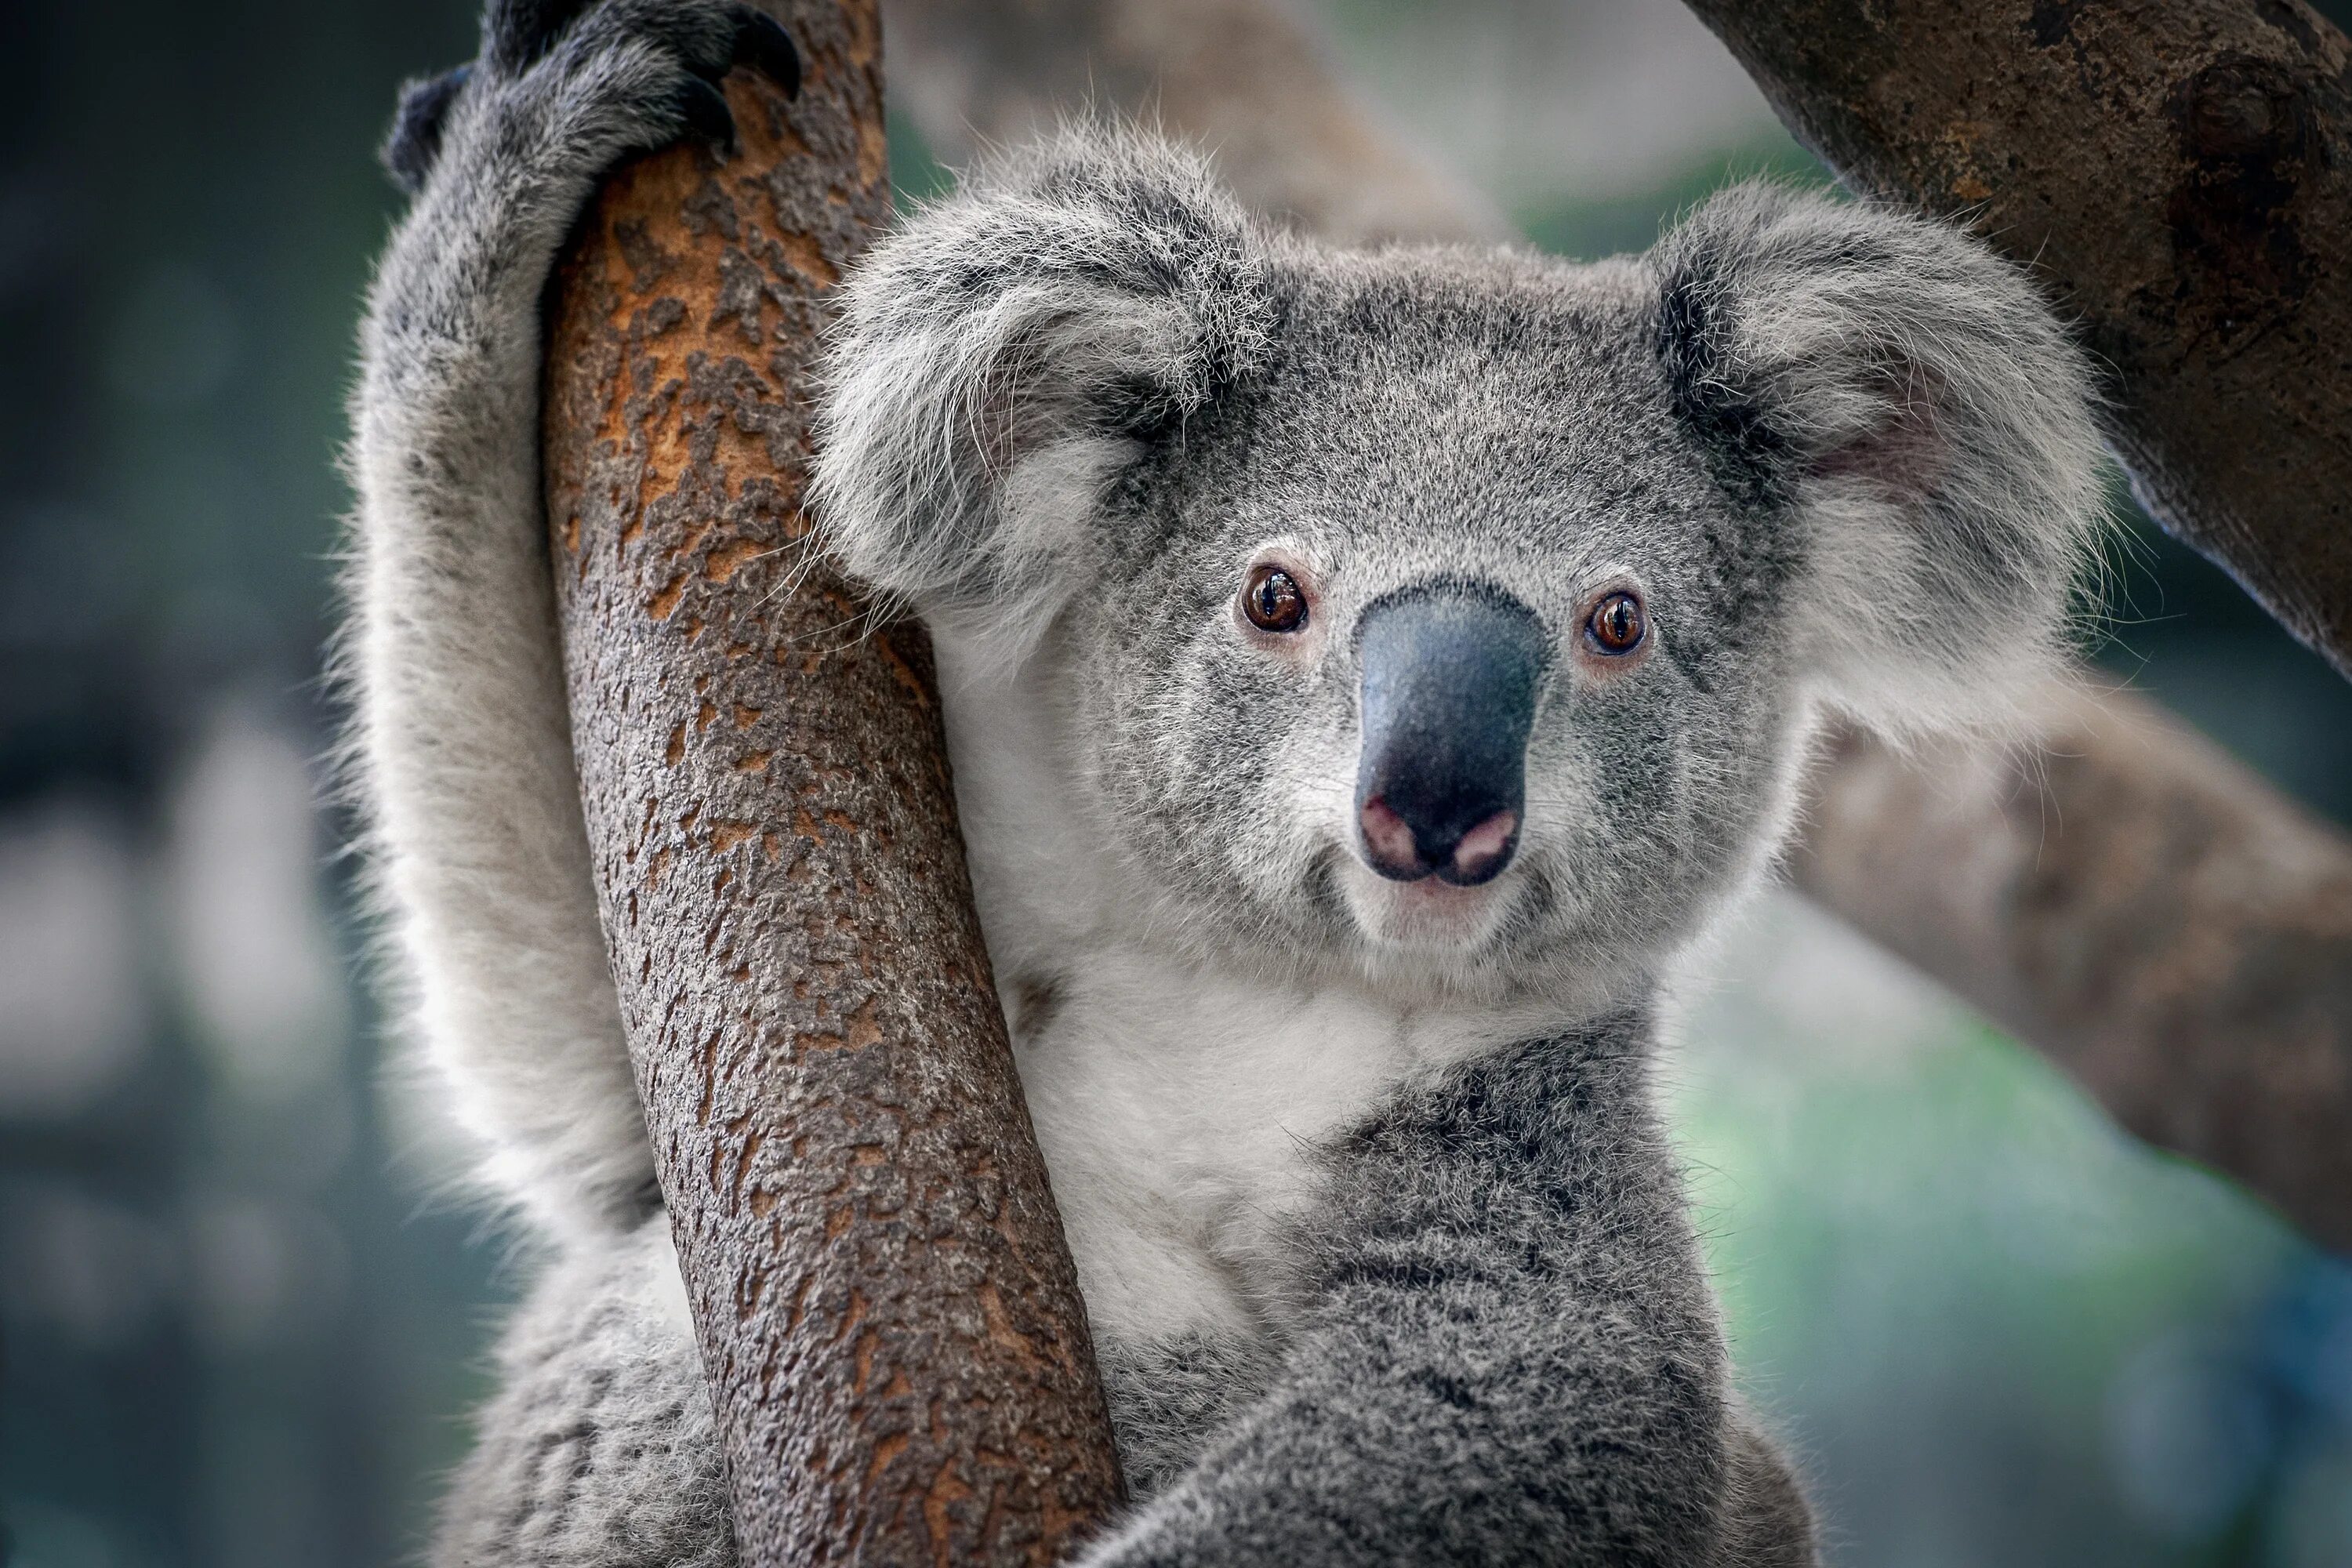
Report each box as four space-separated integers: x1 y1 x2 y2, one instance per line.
673 10 804 150
675 75 737 151
383 64 470 196
674 6 802 96
382 2 800 194
731 9 801 100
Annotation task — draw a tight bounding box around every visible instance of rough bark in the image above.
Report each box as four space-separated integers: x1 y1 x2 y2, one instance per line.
538 4 1124 1563
885 0 2352 1250
1679 0 2352 681
1793 691 2352 1253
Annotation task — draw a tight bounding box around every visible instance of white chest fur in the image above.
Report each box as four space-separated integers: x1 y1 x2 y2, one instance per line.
933 637 1552 1349
1011 949 1522 1345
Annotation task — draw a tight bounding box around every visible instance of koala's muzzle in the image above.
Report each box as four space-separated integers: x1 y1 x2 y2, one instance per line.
1354 587 1544 887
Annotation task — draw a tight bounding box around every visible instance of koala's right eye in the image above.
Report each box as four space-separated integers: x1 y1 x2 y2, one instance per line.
1243 564 1308 633
1587 591 1646 654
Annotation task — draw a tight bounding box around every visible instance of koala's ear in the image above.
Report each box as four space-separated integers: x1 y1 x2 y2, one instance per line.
813 129 1272 640
1653 185 2108 736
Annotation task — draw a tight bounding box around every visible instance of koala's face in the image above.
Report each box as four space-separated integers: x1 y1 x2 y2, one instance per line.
816 133 2103 999
1056 252 1801 992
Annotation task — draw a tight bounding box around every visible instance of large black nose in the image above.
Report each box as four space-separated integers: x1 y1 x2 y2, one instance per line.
1354 586 1545 886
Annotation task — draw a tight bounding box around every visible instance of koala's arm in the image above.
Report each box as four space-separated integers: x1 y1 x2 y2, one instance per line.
430 1021 1807 1568
1077 1015 1813 1568
346 0 796 1238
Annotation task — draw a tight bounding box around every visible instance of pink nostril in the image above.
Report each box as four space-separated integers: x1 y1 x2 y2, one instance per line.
1359 797 1423 876
1447 809 1519 882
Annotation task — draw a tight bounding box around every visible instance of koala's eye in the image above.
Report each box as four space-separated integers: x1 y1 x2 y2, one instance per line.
1588 591 1646 654
1243 564 1308 633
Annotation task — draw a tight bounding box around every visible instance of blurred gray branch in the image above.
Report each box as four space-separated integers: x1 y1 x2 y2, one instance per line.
1796 687 2352 1252
888 0 1507 245
883 0 2352 1252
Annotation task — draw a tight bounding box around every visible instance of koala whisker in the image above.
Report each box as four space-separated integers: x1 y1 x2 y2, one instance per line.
749 532 819 586
771 611 874 653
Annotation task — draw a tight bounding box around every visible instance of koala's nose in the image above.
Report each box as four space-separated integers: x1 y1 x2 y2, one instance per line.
1354 586 1544 887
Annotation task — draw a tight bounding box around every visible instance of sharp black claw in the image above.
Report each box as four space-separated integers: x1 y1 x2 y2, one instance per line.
677 75 736 149
383 63 472 195
736 9 802 100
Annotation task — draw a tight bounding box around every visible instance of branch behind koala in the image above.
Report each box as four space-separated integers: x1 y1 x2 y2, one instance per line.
1682 0 2352 685
883 0 2352 1253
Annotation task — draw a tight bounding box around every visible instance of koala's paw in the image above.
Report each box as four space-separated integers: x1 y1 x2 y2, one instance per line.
382 0 799 196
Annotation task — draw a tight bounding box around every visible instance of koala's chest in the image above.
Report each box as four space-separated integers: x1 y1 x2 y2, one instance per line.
928 635 1525 1348
1001 949 1486 1350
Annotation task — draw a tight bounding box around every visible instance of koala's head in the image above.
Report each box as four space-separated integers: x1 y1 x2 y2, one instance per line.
815 131 2104 1000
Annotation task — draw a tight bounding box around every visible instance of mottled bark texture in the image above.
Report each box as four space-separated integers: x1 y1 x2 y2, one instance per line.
538 3 1124 1562
1679 0 2352 681
1794 690 2352 1252
885 0 2352 1250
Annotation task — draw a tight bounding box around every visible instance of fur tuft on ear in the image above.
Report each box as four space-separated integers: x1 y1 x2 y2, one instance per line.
813 127 1274 648
1653 183 2108 738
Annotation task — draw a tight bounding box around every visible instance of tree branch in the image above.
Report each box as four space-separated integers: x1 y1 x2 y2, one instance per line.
886 0 2352 1251
1794 689 2352 1251
1678 0 2352 681
539 3 1123 1560
887 0 1507 246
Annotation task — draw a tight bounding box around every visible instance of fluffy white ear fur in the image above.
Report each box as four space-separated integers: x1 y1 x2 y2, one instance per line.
811 128 1273 661
1655 184 2109 741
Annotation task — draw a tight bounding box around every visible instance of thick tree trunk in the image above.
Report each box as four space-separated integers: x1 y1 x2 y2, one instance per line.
1679 0 2352 682
538 3 1124 1562
886 0 2352 1251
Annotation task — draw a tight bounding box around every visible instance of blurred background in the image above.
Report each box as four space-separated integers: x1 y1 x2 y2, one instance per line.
2 1 2349 1564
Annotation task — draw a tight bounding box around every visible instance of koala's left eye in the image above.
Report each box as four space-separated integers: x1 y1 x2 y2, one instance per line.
1587 591 1646 654
1243 564 1308 633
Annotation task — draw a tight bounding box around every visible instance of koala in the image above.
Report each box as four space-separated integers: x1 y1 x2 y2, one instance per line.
349 2 2106 1564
